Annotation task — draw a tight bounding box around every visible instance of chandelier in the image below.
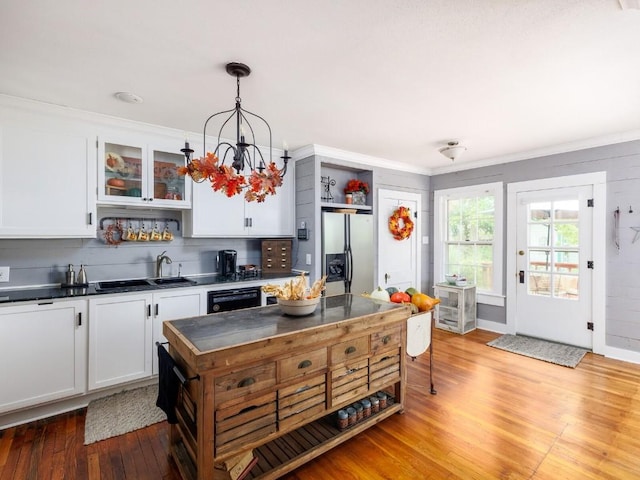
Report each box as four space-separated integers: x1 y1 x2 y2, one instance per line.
179 62 289 202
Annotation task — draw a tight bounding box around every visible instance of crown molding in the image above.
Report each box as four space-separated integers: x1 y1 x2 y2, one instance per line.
291 144 431 175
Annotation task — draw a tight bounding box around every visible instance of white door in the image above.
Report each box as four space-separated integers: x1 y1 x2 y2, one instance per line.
515 185 593 348
377 189 421 292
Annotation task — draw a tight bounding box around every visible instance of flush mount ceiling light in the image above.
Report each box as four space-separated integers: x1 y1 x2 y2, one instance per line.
439 141 467 162
619 0 640 10
114 92 144 104
179 62 289 203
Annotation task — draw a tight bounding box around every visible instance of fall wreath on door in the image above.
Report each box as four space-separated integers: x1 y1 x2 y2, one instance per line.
388 206 414 240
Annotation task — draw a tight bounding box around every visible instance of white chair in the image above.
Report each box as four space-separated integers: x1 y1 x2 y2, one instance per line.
406 310 436 394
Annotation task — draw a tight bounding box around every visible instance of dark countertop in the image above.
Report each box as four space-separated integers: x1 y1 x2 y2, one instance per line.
166 294 407 353
0 271 297 305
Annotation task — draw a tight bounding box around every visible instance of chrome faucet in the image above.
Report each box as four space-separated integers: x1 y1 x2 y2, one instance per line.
156 251 172 278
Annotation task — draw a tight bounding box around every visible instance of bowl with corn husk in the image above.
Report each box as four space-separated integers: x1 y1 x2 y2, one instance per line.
262 273 327 316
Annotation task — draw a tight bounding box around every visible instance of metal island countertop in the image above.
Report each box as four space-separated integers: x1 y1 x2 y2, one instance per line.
164 293 410 356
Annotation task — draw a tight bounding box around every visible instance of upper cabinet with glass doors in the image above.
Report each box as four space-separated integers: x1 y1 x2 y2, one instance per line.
97 137 191 209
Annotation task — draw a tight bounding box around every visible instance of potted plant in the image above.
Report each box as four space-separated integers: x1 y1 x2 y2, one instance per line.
344 179 370 205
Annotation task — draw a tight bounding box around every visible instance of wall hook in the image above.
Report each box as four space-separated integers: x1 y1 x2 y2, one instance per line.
629 205 634 214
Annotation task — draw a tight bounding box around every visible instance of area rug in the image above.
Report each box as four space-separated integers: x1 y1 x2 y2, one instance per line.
487 334 587 368
84 384 165 445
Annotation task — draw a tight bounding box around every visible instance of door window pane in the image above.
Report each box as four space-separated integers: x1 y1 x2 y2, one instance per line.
554 223 579 248
529 250 551 272
529 273 551 296
529 223 551 247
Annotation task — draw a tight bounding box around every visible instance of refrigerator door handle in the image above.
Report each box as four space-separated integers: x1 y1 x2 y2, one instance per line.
347 245 354 282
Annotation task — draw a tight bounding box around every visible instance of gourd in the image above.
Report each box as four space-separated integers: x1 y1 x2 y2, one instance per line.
370 286 391 302
390 291 411 303
411 292 440 312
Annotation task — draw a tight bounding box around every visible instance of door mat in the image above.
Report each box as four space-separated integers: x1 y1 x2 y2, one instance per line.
487 334 588 368
84 384 165 445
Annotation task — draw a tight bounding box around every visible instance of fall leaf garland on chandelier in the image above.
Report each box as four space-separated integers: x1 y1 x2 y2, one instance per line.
177 152 284 203
388 206 414 241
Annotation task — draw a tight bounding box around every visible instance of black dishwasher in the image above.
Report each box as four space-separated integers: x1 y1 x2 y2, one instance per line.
207 287 262 313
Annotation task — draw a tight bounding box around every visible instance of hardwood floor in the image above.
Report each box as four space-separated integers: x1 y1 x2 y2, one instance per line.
2 329 640 479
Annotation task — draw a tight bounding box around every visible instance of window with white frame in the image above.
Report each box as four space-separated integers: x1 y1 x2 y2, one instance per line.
434 182 504 305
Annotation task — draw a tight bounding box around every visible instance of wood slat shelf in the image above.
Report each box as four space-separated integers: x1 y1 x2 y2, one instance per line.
172 396 400 480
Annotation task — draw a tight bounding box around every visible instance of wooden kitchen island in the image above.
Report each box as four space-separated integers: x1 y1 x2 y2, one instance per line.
163 293 411 480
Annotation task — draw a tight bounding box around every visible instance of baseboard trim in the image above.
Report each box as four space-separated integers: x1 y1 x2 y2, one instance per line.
0 377 157 430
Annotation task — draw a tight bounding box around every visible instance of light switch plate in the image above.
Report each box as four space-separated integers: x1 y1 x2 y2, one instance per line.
0 266 9 282
305 254 312 265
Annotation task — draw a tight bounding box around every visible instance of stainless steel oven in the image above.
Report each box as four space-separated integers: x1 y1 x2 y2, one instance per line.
207 286 262 313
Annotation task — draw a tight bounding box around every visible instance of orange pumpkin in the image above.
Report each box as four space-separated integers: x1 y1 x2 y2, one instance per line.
411 292 440 312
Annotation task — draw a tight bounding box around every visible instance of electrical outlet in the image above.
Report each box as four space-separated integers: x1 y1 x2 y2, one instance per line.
305 254 312 265
0 266 9 282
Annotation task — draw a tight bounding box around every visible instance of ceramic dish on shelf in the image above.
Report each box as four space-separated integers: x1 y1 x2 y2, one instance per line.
105 152 124 172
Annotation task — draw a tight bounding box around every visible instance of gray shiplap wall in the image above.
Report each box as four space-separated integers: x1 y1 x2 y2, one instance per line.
430 140 640 352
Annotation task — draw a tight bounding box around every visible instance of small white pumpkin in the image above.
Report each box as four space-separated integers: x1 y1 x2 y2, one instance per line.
369 286 391 302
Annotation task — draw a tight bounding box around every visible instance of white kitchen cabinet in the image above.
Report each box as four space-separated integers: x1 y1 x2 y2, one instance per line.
0 112 96 238
185 162 294 237
88 293 153 390
88 289 203 389
151 288 203 375
0 300 87 414
97 136 191 209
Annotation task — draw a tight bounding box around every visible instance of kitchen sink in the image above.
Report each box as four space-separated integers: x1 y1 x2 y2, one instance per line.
95 277 196 291
96 279 153 290
152 277 195 286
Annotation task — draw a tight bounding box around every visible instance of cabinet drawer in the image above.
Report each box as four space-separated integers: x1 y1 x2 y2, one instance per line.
331 358 369 406
330 335 369 365
369 351 401 391
214 363 276 405
371 326 402 355
278 374 326 430
278 347 327 382
215 391 277 455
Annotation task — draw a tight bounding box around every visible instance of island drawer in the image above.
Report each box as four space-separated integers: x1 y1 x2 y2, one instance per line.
331 358 369 406
371 325 402 355
214 362 276 405
369 350 401 391
330 335 370 365
215 391 277 456
278 347 327 382
278 374 326 430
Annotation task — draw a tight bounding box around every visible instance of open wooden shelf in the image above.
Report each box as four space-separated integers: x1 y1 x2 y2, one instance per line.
172 397 400 480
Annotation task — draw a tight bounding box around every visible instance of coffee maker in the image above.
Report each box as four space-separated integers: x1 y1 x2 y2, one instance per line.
218 250 237 276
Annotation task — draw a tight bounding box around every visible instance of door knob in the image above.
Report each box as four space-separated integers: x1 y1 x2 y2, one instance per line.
384 273 390 283
518 250 525 256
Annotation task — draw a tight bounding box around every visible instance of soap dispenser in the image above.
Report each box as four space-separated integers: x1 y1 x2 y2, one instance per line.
77 264 88 285
65 264 76 286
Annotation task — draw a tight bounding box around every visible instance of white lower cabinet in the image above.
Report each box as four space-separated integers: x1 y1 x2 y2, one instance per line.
0 300 87 414
88 289 203 390
152 289 203 375
88 294 153 390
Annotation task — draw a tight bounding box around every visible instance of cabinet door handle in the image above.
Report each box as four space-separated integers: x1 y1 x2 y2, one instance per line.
88 212 93 225
78 312 82 326
382 335 392 344
238 377 255 388
298 359 312 369
147 305 151 317
155 304 159 316
345 346 356 355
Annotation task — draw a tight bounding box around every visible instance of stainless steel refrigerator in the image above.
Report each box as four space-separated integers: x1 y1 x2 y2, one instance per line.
321 212 374 296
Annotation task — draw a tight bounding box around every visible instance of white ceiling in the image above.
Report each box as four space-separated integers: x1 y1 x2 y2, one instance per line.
1 0 640 173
